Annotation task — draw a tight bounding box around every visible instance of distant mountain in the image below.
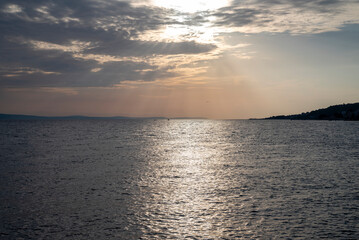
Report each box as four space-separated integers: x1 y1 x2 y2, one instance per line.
0 114 166 120
265 103 359 121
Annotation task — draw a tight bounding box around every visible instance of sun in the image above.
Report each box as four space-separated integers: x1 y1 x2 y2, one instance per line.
147 0 230 43
152 0 229 13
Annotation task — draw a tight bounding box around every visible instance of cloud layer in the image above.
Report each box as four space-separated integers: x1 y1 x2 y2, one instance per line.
1 0 358 88
214 0 359 34
0 0 216 87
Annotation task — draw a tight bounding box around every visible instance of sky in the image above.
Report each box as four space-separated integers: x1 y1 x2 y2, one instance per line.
0 0 358 119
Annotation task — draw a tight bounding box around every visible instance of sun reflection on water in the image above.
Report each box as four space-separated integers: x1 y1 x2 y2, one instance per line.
132 120 243 238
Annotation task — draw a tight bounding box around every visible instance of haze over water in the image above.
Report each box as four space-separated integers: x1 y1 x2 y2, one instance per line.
1 119 358 239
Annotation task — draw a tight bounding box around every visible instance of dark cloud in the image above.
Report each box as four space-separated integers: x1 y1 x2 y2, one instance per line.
0 53 176 88
0 34 178 88
214 0 359 31
232 0 353 8
0 0 167 37
213 8 266 27
0 0 215 87
258 0 352 13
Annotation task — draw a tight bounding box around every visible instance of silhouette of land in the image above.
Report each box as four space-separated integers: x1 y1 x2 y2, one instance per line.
264 103 359 121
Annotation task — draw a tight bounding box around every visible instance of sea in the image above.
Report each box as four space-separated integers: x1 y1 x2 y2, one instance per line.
0 119 358 239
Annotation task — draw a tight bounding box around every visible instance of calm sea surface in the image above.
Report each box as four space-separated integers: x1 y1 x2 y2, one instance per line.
0 120 358 239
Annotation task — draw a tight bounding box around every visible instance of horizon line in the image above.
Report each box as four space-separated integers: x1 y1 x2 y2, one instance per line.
0 113 253 120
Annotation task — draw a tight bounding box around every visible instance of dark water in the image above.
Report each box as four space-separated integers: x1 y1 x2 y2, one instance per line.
0 119 358 239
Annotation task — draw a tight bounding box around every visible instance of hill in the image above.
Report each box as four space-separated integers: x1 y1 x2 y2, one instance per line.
266 103 359 121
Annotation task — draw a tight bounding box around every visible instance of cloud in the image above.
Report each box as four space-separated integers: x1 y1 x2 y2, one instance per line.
214 0 359 34
1 0 358 89
0 0 216 88
0 37 177 88
213 8 266 28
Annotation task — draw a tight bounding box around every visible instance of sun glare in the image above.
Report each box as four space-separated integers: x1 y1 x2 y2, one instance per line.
144 1 229 43
159 23 218 43
153 0 229 13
